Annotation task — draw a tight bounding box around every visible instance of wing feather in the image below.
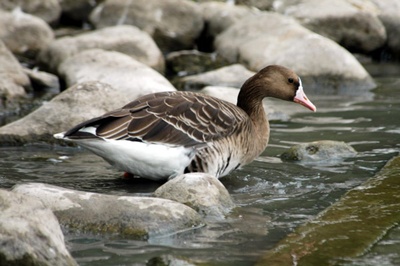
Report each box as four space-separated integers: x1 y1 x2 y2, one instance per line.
64 91 249 147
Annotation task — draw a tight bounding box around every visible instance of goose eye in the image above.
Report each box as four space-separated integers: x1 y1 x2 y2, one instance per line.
288 78 294 83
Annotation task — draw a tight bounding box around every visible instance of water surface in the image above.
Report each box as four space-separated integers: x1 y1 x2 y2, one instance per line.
0 66 399 265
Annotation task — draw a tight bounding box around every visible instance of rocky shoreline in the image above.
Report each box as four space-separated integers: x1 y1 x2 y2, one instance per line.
0 0 399 265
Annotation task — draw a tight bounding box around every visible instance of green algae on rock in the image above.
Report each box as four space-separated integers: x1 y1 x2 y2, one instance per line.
257 155 400 265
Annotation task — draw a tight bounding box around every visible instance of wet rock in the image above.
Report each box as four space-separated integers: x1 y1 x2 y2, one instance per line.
13 183 203 239
0 189 77 266
179 64 255 91
0 9 54 57
215 12 376 93
257 155 400 265
166 50 229 77
89 0 204 52
274 0 386 53
38 25 165 72
0 41 31 107
281 140 357 162
0 65 173 143
155 173 235 219
58 49 174 92
23 67 60 91
0 0 61 24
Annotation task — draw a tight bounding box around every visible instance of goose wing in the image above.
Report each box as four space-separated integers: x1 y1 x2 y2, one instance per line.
64 91 249 147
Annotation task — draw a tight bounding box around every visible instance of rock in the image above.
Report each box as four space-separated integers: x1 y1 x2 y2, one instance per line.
0 189 77 266
23 67 60 91
274 0 386 53
58 49 174 92
166 50 229 77
281 140 357 162
0 63 172 143
13 183 203 239
0 41 31 107
59 0 99 23
236 0 274 10
155 173 235 219
89 0 204 52
0 9 54 57
0 0 61 24
370 0 400 58
179 64 255 91
38 25 165 72
257 155 400 265
200 2 257 39
214 12 376 94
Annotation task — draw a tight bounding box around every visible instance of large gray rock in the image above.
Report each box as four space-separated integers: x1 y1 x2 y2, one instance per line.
38 25 165 72
0 41 30 106
0 9 54 57
0 0 61 24
0 50 175 143
200 2 257 39
58 49 174 93
155 173 235 219
370 0 400 57
13 183 203 239
215 12 376 94
89 0 204 52
0 189 77 266
274 0 386 53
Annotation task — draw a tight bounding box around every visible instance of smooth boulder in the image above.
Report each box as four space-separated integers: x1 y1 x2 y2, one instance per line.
38 25 164 72
0 9 54 56
275 0 386 53
0 189 77 266
90 0 204 52
13 183 203 239
215 12 376 93
0 0 61 24
58 49 174 92
155 173 235 219
0 41 31 106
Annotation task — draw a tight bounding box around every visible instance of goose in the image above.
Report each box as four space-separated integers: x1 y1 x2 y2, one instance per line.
54 65 316 181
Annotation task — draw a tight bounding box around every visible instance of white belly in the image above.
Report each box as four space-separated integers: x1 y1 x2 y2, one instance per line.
72 139 196 180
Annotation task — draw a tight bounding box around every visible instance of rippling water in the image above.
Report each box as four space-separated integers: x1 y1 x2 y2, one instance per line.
0 68 399 265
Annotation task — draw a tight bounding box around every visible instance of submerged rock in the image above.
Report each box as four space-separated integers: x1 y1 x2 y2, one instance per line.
155 173 235 219
12 183 203 239
38 25 164 72
215 12 376 93
257 155 400 265
281 140 357 162
0 189 77 266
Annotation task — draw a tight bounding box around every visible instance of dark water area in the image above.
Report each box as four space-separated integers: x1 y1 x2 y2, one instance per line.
0 63 399 265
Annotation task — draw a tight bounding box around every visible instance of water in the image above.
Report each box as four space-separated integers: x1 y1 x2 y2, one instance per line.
0 65 399 265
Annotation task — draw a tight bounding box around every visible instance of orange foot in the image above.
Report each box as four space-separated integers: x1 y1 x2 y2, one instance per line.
123 172 134 179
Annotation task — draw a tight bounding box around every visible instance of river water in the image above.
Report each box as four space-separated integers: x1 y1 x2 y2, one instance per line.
0 63 399 265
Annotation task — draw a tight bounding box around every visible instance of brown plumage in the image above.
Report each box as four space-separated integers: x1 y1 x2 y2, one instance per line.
54 65 316 180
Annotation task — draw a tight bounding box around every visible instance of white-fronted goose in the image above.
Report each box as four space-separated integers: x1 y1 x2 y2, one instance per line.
54 65 316 180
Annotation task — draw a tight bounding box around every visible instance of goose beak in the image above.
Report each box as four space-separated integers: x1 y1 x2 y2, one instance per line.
294 81 316 112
